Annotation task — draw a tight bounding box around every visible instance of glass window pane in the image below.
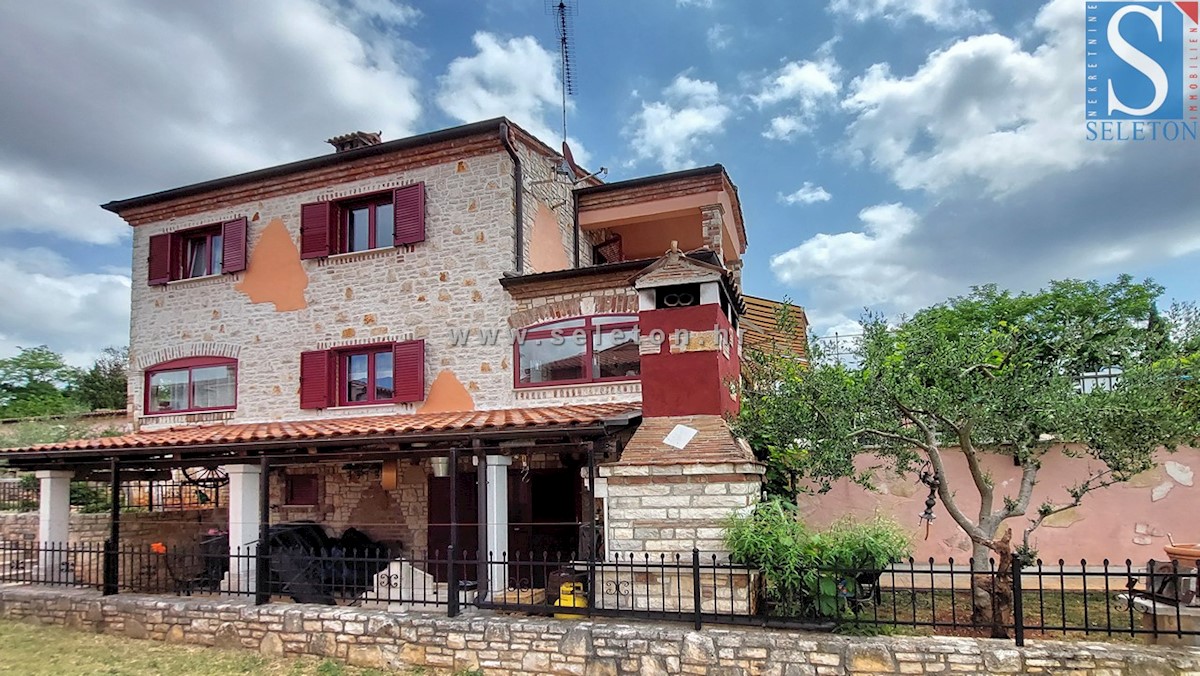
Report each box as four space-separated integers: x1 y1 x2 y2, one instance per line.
148 369 189 412
191 365 235 409
529 318 587 332
210 233 223 274
346 353 369 402
518 334 587 384
347 207 371 252
375 202 393 248
374 351 393 400
594 327 640 379
186 237 208 278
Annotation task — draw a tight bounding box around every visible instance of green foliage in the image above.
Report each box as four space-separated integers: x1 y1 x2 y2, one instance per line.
0 346 83 418
738 276 1200 559
70 482 110 513
724 499 911 617
73 346 129 411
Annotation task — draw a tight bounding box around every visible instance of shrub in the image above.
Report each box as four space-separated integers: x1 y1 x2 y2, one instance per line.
725 499 912 617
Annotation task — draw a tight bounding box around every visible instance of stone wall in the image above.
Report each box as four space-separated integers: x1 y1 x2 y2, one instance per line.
0 509 225 548
3 586 1200 675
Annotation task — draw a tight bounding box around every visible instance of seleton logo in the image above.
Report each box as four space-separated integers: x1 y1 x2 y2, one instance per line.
1086 1 1199 141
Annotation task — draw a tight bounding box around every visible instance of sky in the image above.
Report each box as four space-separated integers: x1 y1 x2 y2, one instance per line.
0 0 1197 366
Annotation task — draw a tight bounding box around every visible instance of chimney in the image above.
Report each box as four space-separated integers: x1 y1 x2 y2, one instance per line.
326 131 383 153
631 245 740 419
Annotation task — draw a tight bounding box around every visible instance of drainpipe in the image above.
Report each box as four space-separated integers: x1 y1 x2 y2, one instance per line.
499 122 524 274
572 194 581 268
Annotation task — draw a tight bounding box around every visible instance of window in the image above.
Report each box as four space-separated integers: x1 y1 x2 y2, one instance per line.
145 357 237 414
147 218 247 286
299 340 425 409
341 347 395 405
285 474 319 506
300 183 425 259
515 315 640 387
183 227 223 279
343 196 394 253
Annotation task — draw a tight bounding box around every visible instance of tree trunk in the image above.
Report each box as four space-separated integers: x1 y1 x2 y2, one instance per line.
970 530 1013 638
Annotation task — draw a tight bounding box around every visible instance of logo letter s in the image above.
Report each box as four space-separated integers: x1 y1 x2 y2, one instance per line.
1106 5 1169 116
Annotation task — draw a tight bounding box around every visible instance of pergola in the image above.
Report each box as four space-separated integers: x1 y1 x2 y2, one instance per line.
1 403 641 605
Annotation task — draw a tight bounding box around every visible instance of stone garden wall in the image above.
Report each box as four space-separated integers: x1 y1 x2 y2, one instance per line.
3 585 1200 675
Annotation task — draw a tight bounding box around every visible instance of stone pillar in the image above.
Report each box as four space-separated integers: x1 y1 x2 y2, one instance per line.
36 470 72 582
223 464 261 594
485 455 511 593
700 204 725 260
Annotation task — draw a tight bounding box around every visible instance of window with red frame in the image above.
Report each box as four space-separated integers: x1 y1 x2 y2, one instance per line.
285 474 319 506
515 315 640 387
342 194 394 253
298 340 425 409
146 218 247 286
145 357 237 414
299 183 425 259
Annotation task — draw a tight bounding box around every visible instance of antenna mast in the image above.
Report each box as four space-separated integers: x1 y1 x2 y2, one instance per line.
546 0 577 145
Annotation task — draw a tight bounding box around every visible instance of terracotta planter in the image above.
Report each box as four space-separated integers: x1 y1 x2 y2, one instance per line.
1164 544 1200 568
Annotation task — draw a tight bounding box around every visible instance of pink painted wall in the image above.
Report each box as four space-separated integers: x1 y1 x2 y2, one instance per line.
796 445 1200 565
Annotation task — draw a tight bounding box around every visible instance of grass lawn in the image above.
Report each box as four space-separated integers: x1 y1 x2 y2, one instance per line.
0 619 408 675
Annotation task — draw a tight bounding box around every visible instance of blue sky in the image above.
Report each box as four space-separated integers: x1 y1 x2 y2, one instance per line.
0 0 1197 365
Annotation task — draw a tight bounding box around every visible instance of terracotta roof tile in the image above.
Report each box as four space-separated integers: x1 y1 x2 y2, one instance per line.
1 403 642 455
616 415 758 466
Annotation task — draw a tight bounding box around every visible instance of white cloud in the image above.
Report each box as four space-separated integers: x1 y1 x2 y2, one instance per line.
780 182 833 205
771 203 951 331
0 247 131 367
626 75 732 171
841 0 1092 196
753 58 841 140
707 24 732 50
0 0 423 245
436 31 589 165
829 0 989 29
676 0 714 7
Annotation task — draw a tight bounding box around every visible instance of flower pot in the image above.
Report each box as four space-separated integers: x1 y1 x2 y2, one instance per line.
1164 543 1200 569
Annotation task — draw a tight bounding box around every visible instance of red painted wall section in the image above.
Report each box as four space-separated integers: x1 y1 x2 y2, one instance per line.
638 304 739 418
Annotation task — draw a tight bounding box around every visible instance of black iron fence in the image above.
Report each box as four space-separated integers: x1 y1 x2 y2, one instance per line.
0 479 223 513
3 542 1198 647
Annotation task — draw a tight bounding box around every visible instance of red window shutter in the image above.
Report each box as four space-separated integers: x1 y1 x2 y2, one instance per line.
393 183 425 245
221 217 248 273
299 350 331 409
393 340 425 403
148 233 172 285
300 201 333 259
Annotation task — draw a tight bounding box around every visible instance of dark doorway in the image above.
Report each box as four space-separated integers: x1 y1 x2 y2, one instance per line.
508 467 581 584
426 474 478 582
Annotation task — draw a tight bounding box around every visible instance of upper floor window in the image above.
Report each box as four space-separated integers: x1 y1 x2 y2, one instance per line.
147 218 247 286
515 315 640 387
299 340 425 409
145 357 237 414
183 226 223 279
300 183 425 259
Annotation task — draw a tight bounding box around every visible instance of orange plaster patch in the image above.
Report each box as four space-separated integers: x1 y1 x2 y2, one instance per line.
234 218 308 311
416 369 475 413
529 202 571 273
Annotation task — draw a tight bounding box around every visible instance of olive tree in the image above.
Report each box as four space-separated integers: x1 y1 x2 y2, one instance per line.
737 277 1199 636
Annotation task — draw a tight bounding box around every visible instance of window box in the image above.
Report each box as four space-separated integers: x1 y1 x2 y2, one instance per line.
300 183 425 259
147 218 247 286
144 356 237 414
515 315 640 387
299 340 425 409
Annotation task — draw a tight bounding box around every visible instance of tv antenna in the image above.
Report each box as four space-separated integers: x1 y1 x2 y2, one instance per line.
546 1 577 146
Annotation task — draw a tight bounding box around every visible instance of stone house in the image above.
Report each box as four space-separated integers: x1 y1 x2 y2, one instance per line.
0 119 794 599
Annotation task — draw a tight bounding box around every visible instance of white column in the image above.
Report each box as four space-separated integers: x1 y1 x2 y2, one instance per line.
223 464 261 594
485 455 511 594
36 470 72 582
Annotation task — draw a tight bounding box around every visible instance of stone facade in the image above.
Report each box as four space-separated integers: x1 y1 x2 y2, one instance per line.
127 137 630 431
0 510 224 548
3 586 1200 675
600 463 762 556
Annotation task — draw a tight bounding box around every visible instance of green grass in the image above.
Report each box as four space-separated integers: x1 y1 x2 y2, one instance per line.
0 619 415 675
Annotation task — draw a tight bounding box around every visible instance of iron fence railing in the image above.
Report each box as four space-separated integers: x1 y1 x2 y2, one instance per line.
0 479 223 513
3 542 1197 647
